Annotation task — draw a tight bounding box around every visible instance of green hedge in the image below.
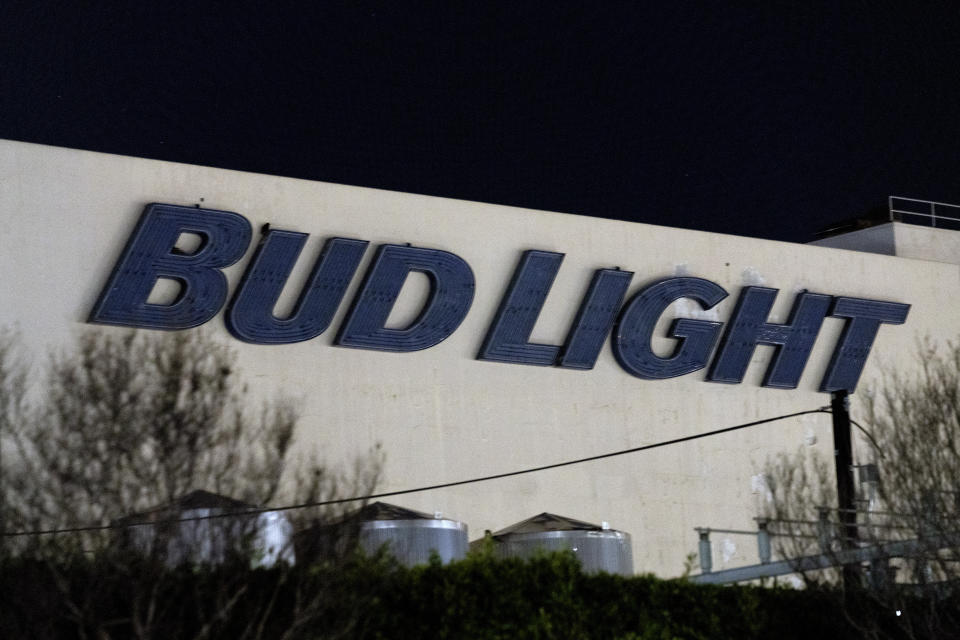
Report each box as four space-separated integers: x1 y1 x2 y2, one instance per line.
364 551 858 640
0 551 896 639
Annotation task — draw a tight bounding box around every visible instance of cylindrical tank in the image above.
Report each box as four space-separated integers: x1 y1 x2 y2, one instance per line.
359 517 467 566
479 512 633 576
116 489 295 567
297 501 468 567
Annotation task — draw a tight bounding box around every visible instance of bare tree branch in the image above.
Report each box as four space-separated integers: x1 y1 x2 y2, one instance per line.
0 328 384 639
765 338 960 639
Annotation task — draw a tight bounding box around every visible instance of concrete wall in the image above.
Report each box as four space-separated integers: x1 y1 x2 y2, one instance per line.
809 224 896 256
2 140 957 576
894 223 960 266
811 221 960 268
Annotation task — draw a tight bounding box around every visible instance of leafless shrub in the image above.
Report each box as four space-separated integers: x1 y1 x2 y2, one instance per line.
0 328 383 639
763 339 960 639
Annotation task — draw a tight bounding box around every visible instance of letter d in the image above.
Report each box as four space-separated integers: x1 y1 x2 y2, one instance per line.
89 203 252 329
335 244 475 351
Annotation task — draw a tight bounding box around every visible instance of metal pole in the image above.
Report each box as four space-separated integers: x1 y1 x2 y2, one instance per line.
757 518 771 564
817 506 831 552
697 529 712 574
832 390 860 588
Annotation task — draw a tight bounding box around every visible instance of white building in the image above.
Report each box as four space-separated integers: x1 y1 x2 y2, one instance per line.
2 139 956 576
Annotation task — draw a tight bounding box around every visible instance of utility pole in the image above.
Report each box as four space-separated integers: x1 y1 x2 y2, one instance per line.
831 389 860 588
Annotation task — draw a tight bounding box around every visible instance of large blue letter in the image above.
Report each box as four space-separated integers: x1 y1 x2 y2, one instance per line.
226 232 368 344
612 277 727 379
89 203 251 329
819 297 910 392
558 268 634 370
477 250 565 365
335 244 475 352
707 288 833 388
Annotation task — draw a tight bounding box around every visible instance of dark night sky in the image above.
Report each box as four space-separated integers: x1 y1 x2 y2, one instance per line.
3 3 960 243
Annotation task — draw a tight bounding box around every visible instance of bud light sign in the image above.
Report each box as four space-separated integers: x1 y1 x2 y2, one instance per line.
89 204 910 393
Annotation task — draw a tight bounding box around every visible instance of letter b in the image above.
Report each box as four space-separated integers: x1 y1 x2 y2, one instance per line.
88 203 252 329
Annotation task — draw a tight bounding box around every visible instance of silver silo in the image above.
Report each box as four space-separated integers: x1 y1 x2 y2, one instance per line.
478 512 633 576
116 489 295 567
297 502 468 567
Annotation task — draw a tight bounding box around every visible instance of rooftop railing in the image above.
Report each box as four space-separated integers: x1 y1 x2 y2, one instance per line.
889 195 960 230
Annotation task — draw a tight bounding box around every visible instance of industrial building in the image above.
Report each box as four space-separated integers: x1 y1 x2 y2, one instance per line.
2 139 956 577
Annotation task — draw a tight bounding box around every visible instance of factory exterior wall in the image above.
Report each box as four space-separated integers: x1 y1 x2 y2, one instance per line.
810 221 960 267
893 222 960 266
809 224 896 256
2 139 957 576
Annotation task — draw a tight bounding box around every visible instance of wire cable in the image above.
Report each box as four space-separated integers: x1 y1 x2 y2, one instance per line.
849 417 883 456
0 407 835 538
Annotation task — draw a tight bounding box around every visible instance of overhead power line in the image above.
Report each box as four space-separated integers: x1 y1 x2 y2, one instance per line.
2 407 841 538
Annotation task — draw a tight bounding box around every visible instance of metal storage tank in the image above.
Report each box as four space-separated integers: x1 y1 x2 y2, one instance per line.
477 512 633 576
297 501 468 567
116 489 295 567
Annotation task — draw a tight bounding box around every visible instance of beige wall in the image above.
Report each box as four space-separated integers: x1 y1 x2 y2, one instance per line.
809 224 896 256
811 221 960 269
2 139 957 576
894 223 960 267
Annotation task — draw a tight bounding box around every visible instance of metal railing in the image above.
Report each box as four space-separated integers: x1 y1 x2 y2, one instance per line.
889 196 960 230
694 519 772 575
690 529 960 586
692 506 960 585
